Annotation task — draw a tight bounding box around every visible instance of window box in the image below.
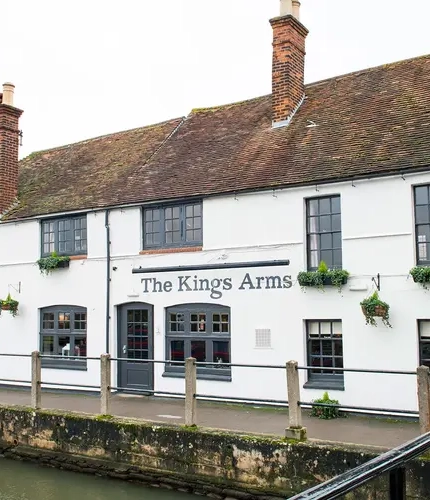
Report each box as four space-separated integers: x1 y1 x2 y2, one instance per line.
37 252 70 276
57 260 70 269
297 261 349 292
410 266 430 289
321 275 348 286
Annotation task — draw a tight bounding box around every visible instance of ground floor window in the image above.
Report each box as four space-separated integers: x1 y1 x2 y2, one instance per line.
305 319 344 389
419 320 430 368
165 303 231 380
40 306 87 369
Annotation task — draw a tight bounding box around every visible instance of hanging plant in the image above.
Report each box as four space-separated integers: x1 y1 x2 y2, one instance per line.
37 251 70 276
360 291 391 328
410 266 430 289
297 261 349 293
0 293 19 317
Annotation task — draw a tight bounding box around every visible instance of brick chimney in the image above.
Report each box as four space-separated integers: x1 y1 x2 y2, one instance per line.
0 82 23 214
270 0 309 127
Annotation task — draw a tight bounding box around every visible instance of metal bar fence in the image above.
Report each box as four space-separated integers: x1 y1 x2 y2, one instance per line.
0 352 427 436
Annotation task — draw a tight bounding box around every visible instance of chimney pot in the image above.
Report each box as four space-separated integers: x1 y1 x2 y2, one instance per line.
2 82 15 106
292 0 301 20
280 0 293 17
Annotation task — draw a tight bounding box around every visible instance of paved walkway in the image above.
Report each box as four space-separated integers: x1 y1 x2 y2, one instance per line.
0 388 420 449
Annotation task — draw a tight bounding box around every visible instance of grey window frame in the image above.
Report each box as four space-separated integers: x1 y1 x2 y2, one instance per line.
418 320 430 368
41 215 87 257
414 185 430 266
304 319 344 390
306 195 342 270
40 305 87 370
143 201 203 249
164 303 231 381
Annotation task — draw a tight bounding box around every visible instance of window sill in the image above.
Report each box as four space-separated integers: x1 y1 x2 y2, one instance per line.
162 371 232 382
303 380 345 391
140 247 202 256
69 255 88 261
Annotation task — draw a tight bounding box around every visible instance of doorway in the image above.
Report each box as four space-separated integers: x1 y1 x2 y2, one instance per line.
117 303 154 392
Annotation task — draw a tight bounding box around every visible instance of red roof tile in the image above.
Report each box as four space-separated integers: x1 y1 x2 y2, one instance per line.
6 54 430 220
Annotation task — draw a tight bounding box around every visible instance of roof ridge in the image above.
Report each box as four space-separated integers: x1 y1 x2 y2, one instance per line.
21 116 185 160
305 52 430 89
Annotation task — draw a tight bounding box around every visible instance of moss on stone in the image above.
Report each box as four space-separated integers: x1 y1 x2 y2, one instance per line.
1 404 430 498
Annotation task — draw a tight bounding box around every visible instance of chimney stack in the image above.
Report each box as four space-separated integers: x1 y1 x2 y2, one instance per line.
0 82 23 214
270 0 309 127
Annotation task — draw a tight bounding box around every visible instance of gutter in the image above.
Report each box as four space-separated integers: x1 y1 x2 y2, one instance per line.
105 209 111 354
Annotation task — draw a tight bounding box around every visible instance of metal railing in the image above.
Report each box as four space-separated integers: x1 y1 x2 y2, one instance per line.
0 352 430 438
288 431 430 499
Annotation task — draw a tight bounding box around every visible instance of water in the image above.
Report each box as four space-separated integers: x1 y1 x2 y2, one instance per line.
0 458 193 500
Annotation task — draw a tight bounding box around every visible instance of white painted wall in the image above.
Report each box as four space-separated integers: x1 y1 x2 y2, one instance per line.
0 171 429 413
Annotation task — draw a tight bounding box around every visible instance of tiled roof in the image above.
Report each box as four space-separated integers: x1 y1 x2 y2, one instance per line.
7 54 430 220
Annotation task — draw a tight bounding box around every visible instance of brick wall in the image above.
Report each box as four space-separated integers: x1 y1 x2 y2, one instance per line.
270 15 309 125
0 103 23 214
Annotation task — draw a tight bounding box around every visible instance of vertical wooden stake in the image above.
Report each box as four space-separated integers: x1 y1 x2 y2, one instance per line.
185 357 197 426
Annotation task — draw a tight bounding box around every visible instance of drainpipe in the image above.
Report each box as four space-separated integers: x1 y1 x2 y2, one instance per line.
105 209 111 354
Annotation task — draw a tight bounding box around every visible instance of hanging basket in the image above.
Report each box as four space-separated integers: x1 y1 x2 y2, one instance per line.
361 304 388 317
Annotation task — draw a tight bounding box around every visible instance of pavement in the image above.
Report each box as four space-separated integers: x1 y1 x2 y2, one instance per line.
0 388 420 449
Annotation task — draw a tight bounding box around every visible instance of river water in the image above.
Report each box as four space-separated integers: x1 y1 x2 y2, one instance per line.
0 458 193 500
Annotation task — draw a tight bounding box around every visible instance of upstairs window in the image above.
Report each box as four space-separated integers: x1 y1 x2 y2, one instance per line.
143 202 202 249
306 195 342 270
41 215 87 257
414 185 430 265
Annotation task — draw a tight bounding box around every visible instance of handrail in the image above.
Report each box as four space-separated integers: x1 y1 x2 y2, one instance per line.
0 352 424 424
297 366 416 376
0 353 418 374
288 432 430 499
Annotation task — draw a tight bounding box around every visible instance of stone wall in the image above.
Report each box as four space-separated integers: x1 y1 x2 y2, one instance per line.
0 405 429 499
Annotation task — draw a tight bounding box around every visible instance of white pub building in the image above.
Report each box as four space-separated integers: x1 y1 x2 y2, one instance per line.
0 0 429 414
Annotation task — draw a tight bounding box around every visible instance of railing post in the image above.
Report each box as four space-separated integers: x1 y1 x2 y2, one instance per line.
185 357 197 426
100 354 111 415
31 350 41 410
285 360 307 441
417 366 430 434
389 467 406 500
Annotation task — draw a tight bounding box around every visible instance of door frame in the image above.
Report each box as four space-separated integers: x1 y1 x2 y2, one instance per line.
117 302 154 393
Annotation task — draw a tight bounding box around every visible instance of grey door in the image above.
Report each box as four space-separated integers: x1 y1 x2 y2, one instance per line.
118 303 154 392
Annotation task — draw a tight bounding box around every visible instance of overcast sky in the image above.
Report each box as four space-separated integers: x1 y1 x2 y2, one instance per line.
1 0 429 158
